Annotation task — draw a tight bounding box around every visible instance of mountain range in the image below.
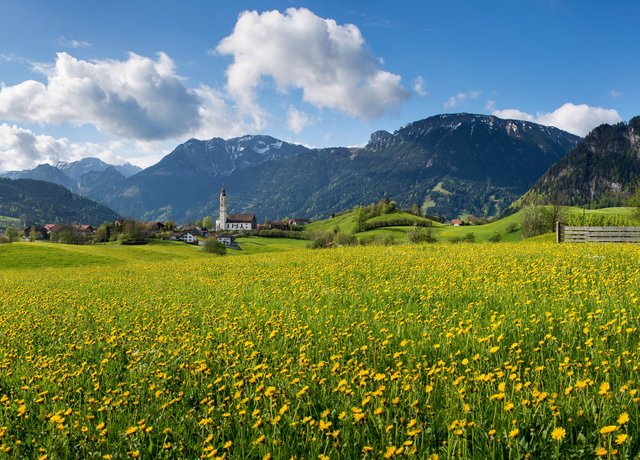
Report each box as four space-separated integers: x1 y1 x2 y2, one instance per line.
91 113 579 221
3 158 141 198
522 116 640 208
2 113 583 222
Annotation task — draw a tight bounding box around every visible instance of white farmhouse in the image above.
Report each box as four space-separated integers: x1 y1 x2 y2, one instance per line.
215 186 257 231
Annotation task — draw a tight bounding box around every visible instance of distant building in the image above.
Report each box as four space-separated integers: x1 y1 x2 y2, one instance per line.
215 187 257 231
269 221 289 231
451 219 463 226
216 234 240 249
289 218 310 226
171 231 198 244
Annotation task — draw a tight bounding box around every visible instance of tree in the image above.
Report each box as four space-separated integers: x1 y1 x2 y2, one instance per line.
627 187 640 222
202 216 213 230
95 224 110 243
119 220 145 244
520 194 554 238
202 237 226 255
353 207 367 233
408 225 437 243
28 225 41 242
4 227 18 243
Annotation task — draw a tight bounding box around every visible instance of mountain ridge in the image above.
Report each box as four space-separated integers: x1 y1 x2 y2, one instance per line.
521 116 640 208
92 113 579 221
2 114 580 222
0 177 121 225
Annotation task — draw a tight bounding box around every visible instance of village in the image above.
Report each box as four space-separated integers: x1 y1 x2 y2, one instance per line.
0 186 310 248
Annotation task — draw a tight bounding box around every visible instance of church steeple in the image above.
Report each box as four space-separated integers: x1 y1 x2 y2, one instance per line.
217 185 227 231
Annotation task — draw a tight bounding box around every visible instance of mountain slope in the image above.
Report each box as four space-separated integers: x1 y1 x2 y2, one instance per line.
93 114 577 221
0 178 121 225
521 116 640 207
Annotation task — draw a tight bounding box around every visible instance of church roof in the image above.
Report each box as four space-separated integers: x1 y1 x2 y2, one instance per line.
226 213 256 223
220 186 226 196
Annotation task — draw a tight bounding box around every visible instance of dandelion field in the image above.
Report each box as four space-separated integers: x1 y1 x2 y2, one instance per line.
0 242 639 459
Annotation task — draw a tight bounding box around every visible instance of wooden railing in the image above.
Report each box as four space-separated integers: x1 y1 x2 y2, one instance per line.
556 222 640 243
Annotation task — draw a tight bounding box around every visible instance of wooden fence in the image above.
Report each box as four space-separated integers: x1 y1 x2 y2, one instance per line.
556 222 640 243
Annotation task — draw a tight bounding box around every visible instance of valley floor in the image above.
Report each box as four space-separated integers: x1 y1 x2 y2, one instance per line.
0 242 639 458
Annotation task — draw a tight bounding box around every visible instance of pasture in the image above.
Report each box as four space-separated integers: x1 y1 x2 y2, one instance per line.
0 242 638 458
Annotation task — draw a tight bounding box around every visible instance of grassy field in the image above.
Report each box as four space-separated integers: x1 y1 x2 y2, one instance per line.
0 241 638 458
305 206 638 244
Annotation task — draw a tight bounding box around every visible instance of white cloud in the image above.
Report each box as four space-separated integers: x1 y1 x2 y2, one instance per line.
56 37 92 49
492 103 622 136
0 52 252 141
444 90 481 109
0 123 70 171
609 89 623 99
216 8 409 126
286 106 312 134
413 76 428 97
0 123 170 173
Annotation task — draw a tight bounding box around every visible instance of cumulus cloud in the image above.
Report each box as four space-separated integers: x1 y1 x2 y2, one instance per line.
286 106 312 134
0 123 172 173
0 52 251 141
0 123 70 171
413 76 428 97
492 103 622 136
216 8 409 126
444 90 481 109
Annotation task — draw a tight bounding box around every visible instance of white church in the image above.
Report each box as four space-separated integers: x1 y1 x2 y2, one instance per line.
215 186 257 231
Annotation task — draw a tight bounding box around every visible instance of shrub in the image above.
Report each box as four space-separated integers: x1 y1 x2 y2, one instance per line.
488 232 502 243
505 223 519 233
202 237 226 255
407 226 437 243
334 232 358 246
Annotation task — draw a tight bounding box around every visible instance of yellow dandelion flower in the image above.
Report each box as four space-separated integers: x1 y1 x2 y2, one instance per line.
509 428 520 438
598 382 610 396
551 427 566 441
599 425 617 435
223 440 233 449
617 412 629 425
383 446 397 458
124 426 138 436
595 446 608 457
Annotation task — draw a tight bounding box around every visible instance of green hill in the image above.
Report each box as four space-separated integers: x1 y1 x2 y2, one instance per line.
0 178 121 226
305 206 637 244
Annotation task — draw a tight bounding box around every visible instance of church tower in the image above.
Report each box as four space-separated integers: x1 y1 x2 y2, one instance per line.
216 186 227 231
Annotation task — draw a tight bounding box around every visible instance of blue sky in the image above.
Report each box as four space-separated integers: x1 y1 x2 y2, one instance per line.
0 0 636 171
